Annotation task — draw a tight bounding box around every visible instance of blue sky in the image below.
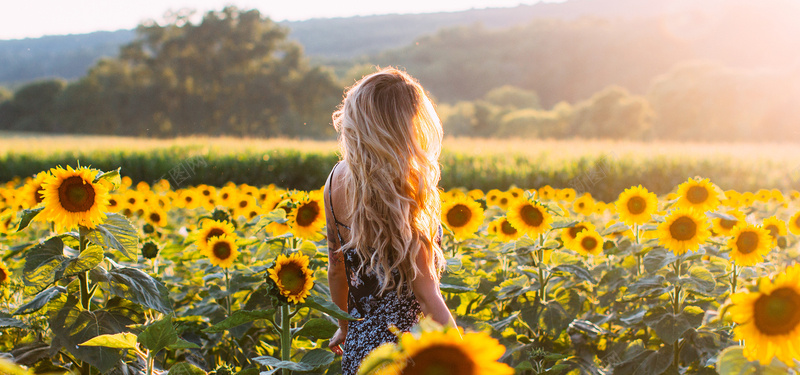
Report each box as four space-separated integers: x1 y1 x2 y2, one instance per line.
1 0 545 40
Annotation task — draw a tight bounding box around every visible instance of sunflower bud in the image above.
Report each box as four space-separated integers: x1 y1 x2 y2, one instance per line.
211 208 232 224
143 223 155 234
777 236 788 249
141 241 160 259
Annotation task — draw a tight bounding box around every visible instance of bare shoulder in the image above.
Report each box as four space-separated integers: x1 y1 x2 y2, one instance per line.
325 162 351 223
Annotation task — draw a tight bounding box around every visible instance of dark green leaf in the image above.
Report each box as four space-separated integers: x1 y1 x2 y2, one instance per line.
552 264 596 284
93 168 121 190
23 237 66 290
15 206 44 232
253 355 316 372
439 283 472 293
540 301 571 337
203 310 276 333
550 220 578 230
86 213 138 260
300 296 356 321
489 312 519 331
681 266 716 294
643 248 678 273
63 245 104 277
137 314 177 353
614 345 673 375
168 339 201 350
602 222 630 236
0 317 28 328
299 349 335 369
644 307 692 345
168 362 207 375
293 318 338 340
93 267 172 313
13 286 66 315
628 275 670 298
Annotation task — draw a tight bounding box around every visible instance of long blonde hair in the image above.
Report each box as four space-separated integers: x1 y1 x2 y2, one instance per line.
332 67 445 296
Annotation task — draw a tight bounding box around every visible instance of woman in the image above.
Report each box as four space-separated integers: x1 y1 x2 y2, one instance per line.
324 67 457 374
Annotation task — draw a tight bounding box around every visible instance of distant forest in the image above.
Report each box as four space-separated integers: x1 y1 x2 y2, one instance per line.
1 0 799 141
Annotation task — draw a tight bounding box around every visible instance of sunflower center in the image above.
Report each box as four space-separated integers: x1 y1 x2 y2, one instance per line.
212 241 233 260
765 225 779 239
520 205 544 227
626 196 647 215
499 197 508 206
795 215 800 229
206 228 225 242
686 186 709 204
403 345 475 375
446 204 472 228
239 200 248 208
735 231 760 254
0 267 7 283
568 225 587 239
581 236 598 251
669 216 697 241
754 287 800 336
34 183 45 203
58 176 96 212
720 218 737 230
500 220 517 235
297 201 321 227
278 264 306 294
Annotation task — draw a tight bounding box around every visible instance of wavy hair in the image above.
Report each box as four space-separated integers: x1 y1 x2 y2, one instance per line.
332 67 444 296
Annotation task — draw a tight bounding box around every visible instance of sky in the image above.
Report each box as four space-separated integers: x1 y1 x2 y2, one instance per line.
0 0 544 40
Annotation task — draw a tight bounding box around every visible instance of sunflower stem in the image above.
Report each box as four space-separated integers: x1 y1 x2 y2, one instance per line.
224 268 232 317
671 258 683 371
280 304 292 375
537 235 546 304
78 226 91 311
731 262 738 295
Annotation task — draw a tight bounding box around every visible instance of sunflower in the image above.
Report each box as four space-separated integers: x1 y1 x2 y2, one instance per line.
572 194 595 216
711 210 745 236
657 209 711 255
268 253 315 304
722 190 741 207
218 185 239 207
729 264 800 366
728 224 771 267
506 187 524 200
144 206 168 228
573 230 604 256
485 189 503 208
556 188 577 202
488 216 522 242
358 343 406 375
675 178 721 212
789 211 800 236
538 185 555 201
176 189 202 210
39 165 110 231
232 194 258 219
441 196 484 240
615 185 658 226
739 192 756 207
203 234 239 268
762 216 787 245
561 221 597 251
495 192 513 210
755 189 771 203
467 189 485 201
287 191 326 240
196 219 237 251
395 328 513 375
20 171 50 209
507 198 552 238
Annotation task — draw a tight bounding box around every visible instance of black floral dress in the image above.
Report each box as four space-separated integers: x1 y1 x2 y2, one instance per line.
327 164 429 375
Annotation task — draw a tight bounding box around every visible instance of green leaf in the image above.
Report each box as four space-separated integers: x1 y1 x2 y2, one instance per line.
299 349 335 369
203 310 276 333
439 283 472 293
300 296 356 321
63 245 104 277
682 306 705 328
93 168 121 190
602 222 630 236
0 316 28 329
168 362 207 375
23 237 66 290
15 206 44 232
540 301 571 337
257 209 288 229
643 307 692 345
86 213 138 260
253 349 334 374
13 286 66 315
92 267 172 313
628 275 670 298
550 220 578 230
614 345 673 375
552 264 596 284
137 314 177 353
168 339 201 350
79 332 138 349
489 312 519 331
643 247 678 273
716 346 786 375
681 266 716 294
293 318 338 340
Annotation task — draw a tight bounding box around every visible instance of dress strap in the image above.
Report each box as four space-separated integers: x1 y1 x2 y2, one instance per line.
327 162 350 247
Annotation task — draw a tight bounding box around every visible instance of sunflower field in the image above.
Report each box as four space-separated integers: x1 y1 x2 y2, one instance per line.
0 164 799 375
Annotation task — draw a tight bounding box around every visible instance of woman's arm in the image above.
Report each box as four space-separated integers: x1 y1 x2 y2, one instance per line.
324 175 349 355
411 247 457 328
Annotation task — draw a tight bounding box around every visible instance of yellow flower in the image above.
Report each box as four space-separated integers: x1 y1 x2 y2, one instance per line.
218 185 239 207
657 209 711 255
144 206 168 228
203 234 239 269
730 264 800 366
711 210 745 236
505 187 524 200
196 219 236 251
0 261 9 284
441 196 485 241
268 253 315 304
561 222 597 251
537 185 555 201
396 328 514 375
761 216 787 245
755 189 772 203
358 343 406 375
39 165 110 231
507 198 552 238
722 190 741 207
573 230 604 256
615 185 658 226
20 171 50 209
728 224 771 267
572 194 595 216
287 191 326 240
675 178 721 212
556 188 577 202
176 189 202 210
485 189 503 207
488 216 522 242
789 211 800 236
467 189 484 201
